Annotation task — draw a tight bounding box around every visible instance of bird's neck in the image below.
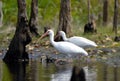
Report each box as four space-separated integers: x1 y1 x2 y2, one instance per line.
62 34 68 41
49 33 56 45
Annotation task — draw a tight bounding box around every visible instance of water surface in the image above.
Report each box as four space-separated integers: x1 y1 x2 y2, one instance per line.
0 58 120 81
0 47 120 81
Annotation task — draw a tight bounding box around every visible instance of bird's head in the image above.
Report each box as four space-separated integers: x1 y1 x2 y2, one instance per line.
59 31 66 37
55 31 66 40
40 29 54 39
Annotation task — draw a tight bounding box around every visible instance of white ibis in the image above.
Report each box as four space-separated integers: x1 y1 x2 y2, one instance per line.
40 29 88 56
57 31 97 48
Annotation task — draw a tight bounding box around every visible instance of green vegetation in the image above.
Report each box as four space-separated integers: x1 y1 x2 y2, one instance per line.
2 0 117 26
0 0 120 48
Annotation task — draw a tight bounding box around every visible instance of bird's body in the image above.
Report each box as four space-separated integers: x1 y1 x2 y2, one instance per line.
53 41 88 55
58 31 97 48
67 36 97 48
40 30 88 56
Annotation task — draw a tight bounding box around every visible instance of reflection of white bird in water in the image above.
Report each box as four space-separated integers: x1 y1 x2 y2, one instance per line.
40 29 88 56
56 31 97 48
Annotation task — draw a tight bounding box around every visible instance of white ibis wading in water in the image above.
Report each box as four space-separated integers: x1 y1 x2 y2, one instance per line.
57 31 97 48
40 29 88 56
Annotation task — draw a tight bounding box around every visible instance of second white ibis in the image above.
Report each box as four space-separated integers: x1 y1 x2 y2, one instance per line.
57 31 97 48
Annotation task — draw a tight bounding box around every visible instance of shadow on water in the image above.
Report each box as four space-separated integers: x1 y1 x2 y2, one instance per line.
2 61 28 81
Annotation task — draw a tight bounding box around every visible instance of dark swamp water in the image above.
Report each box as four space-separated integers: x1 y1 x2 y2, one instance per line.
0 47 120 81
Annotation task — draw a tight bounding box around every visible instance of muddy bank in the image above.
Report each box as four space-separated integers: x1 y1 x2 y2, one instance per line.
0 46 120 66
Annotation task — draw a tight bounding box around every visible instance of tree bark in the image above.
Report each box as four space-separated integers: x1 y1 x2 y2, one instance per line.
103 0 108 25
113 0 118 35
29 0 39 37
0 1 3 27
88 0 90 23
56 0 72 41
3 0 31 62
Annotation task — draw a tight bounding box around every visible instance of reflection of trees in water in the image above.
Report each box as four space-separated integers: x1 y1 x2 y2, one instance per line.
3 61 28 81
27 61 39 81
27 61 56 81
2 60 57 81
3 61 38 81
1 60 120 81
0 61 3 81
97 62 120 81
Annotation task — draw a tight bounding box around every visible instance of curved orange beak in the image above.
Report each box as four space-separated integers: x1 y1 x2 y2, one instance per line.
36 31 49 43
40 31 49 39
54 34 59 40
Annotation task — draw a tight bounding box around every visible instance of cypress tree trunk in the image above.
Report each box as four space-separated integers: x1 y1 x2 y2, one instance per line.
3 0 31 62
113 0 118 35
29 0 39 37
0 1 3 27
88 0 90 23
56 0 71 41
103 0 108 25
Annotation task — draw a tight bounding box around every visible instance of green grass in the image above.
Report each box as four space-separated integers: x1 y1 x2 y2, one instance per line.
1 0 120 48
0 23 120 49
33 23 120 49
70 24 120 48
